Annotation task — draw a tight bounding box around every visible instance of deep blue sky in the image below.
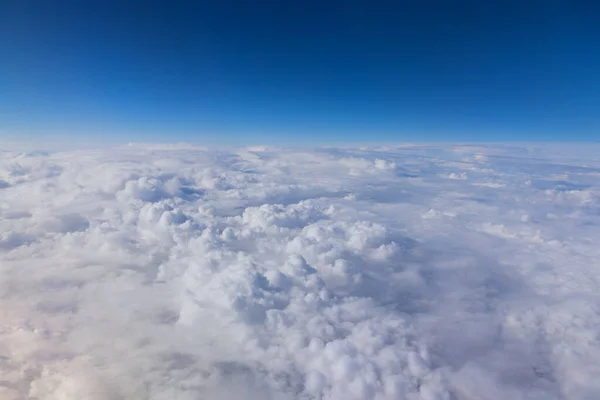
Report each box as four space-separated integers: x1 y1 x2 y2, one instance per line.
1 1 599 144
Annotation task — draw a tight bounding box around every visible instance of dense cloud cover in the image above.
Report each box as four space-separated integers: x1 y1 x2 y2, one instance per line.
1 144 599 399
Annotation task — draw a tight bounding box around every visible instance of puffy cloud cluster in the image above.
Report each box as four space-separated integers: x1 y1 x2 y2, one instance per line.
1 144 600 399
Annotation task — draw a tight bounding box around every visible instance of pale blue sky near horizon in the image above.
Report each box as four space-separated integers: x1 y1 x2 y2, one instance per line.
1 1 599 144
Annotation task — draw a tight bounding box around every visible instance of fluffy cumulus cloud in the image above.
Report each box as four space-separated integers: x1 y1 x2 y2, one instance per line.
1 143 600 399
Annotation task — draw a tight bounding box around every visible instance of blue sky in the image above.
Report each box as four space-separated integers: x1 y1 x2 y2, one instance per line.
1 1 599 144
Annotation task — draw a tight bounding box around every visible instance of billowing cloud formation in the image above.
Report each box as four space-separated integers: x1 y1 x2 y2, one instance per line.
1 144 599 399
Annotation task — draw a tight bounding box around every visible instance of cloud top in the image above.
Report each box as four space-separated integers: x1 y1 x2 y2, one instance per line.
1 144 599 399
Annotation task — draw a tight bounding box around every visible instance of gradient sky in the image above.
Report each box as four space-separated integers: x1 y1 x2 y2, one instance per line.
1 1 599 144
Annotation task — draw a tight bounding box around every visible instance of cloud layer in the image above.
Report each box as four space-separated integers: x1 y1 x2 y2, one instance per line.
1 143 599 399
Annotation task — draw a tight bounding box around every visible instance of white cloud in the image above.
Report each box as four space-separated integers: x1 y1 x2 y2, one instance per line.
1 144 600 399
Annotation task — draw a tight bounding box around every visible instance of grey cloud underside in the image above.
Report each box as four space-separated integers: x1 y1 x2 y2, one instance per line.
1 144 599 399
